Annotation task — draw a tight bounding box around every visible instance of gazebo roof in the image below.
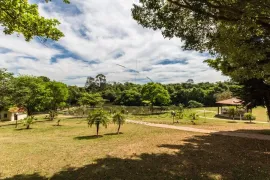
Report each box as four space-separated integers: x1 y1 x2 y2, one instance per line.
216 98 244 106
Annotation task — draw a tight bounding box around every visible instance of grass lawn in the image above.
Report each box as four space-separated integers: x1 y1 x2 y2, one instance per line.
1 117 270 179
199 106 269 122
130 110 270 132
253 107 268 121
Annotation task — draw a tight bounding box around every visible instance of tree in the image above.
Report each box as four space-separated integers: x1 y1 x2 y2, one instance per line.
67 86 85 106
0 69 14 111
46 81 69 113
215 91 232 101
132 0 270 118
132 1 269 52
48 110 58 121
78 93 105 108
12 76 49 115
102 90 117 103
74 106 86 118
23 116 35 129
188 100 203 108
186 79 194 84
141 83 171 112
95 74 107 90
112 112 126 134
0 0 69 41
85 77 97 92
85 74 107 92
115 89 142 106
87 109 110 136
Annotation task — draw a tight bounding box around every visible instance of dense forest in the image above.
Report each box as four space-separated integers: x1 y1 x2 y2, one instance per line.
83 75 240 107
0 69 242 115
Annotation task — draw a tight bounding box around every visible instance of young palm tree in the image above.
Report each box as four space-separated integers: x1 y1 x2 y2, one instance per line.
112 112 126 134
87 109 110 136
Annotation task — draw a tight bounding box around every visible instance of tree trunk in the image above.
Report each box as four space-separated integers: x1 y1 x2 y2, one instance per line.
15 119 18 128
117 124 121 134
264 94 270 121
26 124 30 129
27 108 31 116
96 123 99 136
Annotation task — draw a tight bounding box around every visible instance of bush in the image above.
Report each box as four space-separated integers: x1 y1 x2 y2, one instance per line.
177 104 184 119
228 107 236 119
23 116 35 129
244 113 256 122
189 112 199 125
188 100 204 108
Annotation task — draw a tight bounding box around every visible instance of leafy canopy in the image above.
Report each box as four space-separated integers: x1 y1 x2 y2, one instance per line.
141 83 171 106
88 109 110 136
12 75 50 115
0 0 69 41
132 0 270 82
78 93 105 107
132 0 270 118
0 69 14 110
46 81 69 110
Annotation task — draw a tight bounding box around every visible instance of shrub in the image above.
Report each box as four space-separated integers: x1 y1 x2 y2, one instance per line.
23 116 35 129
49 110 58 121
244 113 256 122
177 104 185 119
189 112 199 125
188 100 203 108
228 107 236 119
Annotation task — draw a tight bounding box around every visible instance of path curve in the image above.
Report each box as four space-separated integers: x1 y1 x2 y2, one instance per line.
127 120 270 141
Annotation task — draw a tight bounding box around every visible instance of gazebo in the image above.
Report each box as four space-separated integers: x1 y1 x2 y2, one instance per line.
216 98 245 115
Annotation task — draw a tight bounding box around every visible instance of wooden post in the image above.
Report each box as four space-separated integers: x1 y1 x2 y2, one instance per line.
221 105 223 114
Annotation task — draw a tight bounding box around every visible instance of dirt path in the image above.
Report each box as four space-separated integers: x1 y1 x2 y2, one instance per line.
199 116 269 124
127 120 270 141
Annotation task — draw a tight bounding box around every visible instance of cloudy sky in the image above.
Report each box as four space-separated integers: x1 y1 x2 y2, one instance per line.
0 0 228 86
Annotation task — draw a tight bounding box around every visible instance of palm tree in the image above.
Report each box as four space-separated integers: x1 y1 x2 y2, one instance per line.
87 109 110 136
112 112 126 134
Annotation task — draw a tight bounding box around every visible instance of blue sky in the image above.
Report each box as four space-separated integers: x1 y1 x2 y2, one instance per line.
0 0 227 86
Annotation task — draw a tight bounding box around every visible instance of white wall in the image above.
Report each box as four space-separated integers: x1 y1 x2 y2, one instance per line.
0 111 27 121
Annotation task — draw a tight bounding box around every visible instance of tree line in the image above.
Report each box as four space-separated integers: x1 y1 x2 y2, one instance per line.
82 74 238 108
0 69 240 117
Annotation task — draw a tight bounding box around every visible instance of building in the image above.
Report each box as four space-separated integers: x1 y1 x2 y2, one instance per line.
216 98 251 120
0 107 27 121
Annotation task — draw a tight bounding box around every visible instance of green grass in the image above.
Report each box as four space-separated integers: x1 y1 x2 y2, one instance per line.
129 109 270 132
253 107 268 121
1 117 270 179
192 106 269 122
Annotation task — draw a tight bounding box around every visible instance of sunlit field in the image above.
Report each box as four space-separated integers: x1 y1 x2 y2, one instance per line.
1 117 270 180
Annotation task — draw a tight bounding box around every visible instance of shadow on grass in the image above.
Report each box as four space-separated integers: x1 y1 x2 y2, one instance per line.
104 132 123 136
52 125 63 127
65 116 87 120
14 128 32 131
234 129 270 135
227 121 238 123
3 129 270 180
4 173 47 180
244 122 256 124
73 135 103 140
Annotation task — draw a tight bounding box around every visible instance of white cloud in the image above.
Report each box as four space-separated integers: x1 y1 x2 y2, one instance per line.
0 0 228 86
